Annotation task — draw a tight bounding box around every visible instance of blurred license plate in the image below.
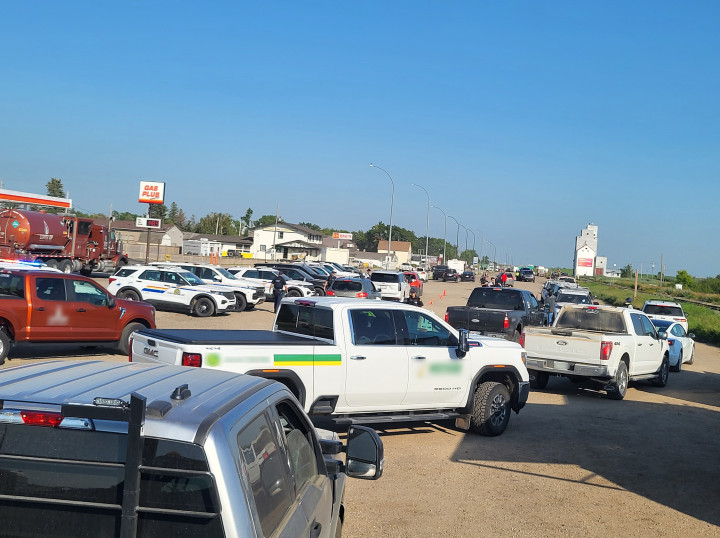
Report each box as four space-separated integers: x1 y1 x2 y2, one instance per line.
553 361 570 370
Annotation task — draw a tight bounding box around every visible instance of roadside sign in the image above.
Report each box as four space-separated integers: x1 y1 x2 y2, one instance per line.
138 181 166 204
136 217 162 229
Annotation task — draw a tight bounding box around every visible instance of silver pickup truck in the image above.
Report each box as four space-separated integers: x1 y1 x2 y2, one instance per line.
0 361 383 537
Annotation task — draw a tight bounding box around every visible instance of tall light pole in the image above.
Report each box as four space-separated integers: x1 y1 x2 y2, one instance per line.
467 229 476 263
448 215 460 256
370 163 395 269
411 183 430 268
431 205 447 262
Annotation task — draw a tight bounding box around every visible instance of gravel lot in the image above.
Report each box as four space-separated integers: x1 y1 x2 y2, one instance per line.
4 275 719 536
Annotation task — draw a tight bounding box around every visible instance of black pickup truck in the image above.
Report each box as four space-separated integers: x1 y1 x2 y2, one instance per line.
445 287 544 343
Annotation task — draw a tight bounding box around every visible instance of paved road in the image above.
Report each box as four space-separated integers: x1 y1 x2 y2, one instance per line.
3 276 719 536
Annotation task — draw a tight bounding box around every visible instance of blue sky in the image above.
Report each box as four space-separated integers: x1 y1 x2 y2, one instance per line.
1 2 718 276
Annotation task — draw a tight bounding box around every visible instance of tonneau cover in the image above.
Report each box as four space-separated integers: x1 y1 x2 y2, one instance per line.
136 328 326 346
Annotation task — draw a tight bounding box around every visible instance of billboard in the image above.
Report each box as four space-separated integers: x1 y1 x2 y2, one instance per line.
139 181 166 204
578 258 594 267
332 232 353 240
136 217 162 229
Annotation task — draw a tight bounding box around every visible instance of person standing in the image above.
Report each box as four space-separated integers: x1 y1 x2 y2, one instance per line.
501 271 508 287
547 293 556 326
325 271 337 292
271 271 287 313
405 287 424 307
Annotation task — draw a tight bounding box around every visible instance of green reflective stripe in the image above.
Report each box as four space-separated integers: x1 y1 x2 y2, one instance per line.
274 354 342 366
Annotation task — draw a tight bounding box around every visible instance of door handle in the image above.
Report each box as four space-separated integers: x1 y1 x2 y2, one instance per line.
350 355 366 360
76 308 86 312
637 343 642 346
36 307 45 311
412 356 426 360
310 521 322 538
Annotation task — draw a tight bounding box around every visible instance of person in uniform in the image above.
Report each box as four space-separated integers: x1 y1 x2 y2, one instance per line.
405 287 424 307
271 271 287 313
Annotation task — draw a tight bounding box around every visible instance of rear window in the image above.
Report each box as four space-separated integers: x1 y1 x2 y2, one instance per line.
643 304 684 317
555 308 626 333
114 268 137 278
276 303 335 340
466 288 524 310
0 273 24 298
0 425 222 537
371 273 401 283
332 280 362 292
556 293 592 304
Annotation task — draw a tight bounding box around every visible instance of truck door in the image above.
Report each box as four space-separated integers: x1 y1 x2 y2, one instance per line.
65 278 120 340
629 313 656 373
398 309 467 406
344 307 408 407
31 277 73 340
526 294 544 326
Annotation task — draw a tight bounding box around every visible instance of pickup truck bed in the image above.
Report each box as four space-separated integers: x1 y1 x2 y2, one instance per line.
137 329 325 346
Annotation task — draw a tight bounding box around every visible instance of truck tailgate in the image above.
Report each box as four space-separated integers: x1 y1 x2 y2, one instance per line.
524 329 604 366
447 307 507 333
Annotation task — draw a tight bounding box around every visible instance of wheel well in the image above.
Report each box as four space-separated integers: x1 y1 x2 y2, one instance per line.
245 370 306 406
193 294 217 305
0 319 15 340
128 318 152 329
620 353 630 368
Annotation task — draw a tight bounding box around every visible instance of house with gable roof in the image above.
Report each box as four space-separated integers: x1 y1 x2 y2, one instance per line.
250 222 325 261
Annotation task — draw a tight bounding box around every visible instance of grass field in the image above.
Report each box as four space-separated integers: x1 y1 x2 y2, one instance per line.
581 279 720 346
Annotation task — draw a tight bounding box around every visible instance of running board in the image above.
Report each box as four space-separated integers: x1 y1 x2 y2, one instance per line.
313 411 464 427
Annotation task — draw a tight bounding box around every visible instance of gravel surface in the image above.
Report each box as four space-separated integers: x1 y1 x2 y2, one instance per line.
4 275 719 536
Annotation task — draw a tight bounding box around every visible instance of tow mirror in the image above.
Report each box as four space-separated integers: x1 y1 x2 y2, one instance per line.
108 296 116 308
458 329 470 357
346 426 384 480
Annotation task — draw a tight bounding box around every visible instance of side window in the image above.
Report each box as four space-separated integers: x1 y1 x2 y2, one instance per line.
350 309 397 345
528 294 539 310
71 280 109 306
0 274 24 297
274 400 321 495
163 271 180 284
403 310 452 346
237 413 293 537
629 313 645 336
200 268 216 280
35 277 67 301
640 316 657 337
140 270 162 282
245 270 259 279
673 325 685 337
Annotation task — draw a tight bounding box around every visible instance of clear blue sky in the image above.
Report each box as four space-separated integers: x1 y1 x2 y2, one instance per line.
1 2 718 276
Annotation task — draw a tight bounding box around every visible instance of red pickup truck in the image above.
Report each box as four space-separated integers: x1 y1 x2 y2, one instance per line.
0 269 156 364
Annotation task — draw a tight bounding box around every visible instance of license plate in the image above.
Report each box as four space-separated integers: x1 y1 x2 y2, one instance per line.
553 361 570 370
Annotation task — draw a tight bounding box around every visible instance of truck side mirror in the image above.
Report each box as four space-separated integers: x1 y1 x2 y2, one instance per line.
457 329 470 357
346 426 384 480
108 296 116 308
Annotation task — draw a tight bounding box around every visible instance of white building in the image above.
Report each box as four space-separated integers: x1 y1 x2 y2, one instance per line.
573 223 599 277
250 222 324 261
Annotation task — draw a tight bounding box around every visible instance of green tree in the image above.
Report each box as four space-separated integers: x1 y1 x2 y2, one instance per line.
675 269 694 289
112 210 142 222
167 202 179 223
240 208 254 234
255 214 280 228
44 177 65 213
620 264 634 278
196 212 238 235
148 203 167 220
298 221 321 231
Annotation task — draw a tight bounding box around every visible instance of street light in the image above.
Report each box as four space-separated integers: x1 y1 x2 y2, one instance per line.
411 183 430 268
448 215 460 256
369 163 395 270
431 205 447 262
467 229 476 262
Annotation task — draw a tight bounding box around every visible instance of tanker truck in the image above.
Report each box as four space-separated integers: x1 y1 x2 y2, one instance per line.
0 209 128 275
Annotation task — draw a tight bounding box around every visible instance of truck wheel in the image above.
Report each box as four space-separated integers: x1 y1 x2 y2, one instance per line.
234 293 247 312
470 381 511 436
46 259 58 269
287 289 302 298
512 330 521 344
652 355 669 387
671 351 682 373
119 289 141 301
118 322 145 355
314 287 326 296
687 347 694 365
193 297 215 317
529 370 549 390
608 361 628 400
0 329 10 365
79 265 93 276
58 260 73 273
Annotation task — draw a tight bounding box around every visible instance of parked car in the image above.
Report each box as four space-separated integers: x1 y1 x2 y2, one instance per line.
460 270 475 282
642 300 688 332
416 267 428 282
0 360 383 537
326 277 382 300
229 267 316 298
432 265 449 280
254 263 328 295
442 268 459 282
369 270 410 301
403 271 423 295
518 268 535 282
651 319 695 370
107 265 236 316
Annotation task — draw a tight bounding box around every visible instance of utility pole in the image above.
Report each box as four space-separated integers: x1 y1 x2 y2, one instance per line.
660 253 664 288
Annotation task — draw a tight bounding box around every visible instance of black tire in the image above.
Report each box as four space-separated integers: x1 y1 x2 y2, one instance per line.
79 265 93 276
687 347 694 365
652 355 670 387
287 289 302 298
314 287 326 296
58 260 73 273
234 293 247 312
119 289 141 301
117 322 145 355
671 351 682 373
470 381 511 436
45 259 58 269
529 370 549 390
608 361 628 400
511 330 521 344
0 329 10 366
193 297 215 317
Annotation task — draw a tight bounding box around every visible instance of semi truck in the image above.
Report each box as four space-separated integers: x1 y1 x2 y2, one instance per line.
0 208 128 275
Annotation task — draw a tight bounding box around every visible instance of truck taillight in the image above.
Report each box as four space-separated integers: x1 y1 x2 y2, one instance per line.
21 411 63 428
182 353 202 367
109 277 116 284
600 341 613 361
445 310 449 322
519 332 525 348
326 290 335 296
356 292 368 298
668 339 675 346
503 315 510 329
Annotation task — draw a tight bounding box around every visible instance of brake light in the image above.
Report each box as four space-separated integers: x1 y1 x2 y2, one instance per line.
519 332 525 348
21 411 63 427
445 310 449 322
326 289 335 296
182 352 202 367
128 336 133 362
109 277 116 284
503 315 509 329
668 339 675 346
356 292 368 298
600 341 613 361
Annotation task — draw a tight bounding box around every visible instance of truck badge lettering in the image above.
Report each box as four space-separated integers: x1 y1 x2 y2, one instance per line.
43 221 49 234
143 347 159 357
556 341 568 346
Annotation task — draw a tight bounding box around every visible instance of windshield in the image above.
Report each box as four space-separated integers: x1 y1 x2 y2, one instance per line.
557 293 592 304
216 267 236 279
180 271 205 286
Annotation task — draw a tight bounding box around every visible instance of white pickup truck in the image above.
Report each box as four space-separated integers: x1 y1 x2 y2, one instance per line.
522 305 670 400
131 297 531 436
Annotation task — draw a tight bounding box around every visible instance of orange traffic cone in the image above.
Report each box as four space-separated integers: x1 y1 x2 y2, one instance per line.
443 289 447 296
430 299 433 305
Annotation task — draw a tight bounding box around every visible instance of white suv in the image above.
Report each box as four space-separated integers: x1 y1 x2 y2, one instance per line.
108 265 236 316
642 300 688 332
229 267 315 299
370 270 410 301
150 262 265 311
